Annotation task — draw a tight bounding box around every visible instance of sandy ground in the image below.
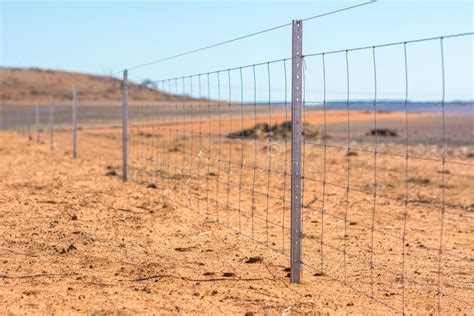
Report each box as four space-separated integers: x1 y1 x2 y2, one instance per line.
0 131 395 315
1 109 472 314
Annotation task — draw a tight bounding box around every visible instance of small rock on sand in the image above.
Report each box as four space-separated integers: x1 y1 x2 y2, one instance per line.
244 256 263 264
105 170 117 177
367 128 398 137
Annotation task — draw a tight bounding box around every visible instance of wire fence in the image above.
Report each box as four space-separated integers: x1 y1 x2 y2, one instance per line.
0 22 472 314
300 33 473 313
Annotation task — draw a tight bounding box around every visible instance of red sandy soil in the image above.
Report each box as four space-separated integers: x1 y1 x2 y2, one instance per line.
0 107 472 314
0 131 398 315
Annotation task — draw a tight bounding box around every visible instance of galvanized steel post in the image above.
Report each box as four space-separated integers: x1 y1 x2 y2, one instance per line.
290 19 303 283
35 104 40 142
0 100 3 130
49 97 53 151
122 70 129 182
72 84 77 158
15 109 20 133
27 109 31 140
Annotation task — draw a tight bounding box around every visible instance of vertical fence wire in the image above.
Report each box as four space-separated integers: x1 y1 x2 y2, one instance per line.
401 42 409 313
370 46 378 298
3 30 472 315
437 36 447 314
299 33 473 313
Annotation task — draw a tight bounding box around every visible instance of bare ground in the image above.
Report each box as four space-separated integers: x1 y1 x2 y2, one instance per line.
0 108 472 315
0 131 398 315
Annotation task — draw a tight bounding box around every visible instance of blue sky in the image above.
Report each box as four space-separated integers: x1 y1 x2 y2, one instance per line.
1 0 473 101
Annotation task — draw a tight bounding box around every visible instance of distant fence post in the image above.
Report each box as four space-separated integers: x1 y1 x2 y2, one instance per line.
49 97 54 151
35 104 40 142
27 109 31 140
290 19 303 283
72 84 77 158
0 100 3 130
15 109 20 133
122 70 128 181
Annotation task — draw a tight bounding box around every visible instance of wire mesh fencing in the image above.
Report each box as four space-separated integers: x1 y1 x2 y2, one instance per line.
299 34 473 313
74 102 123 173
120 30 473 313
0 23 472 314
0 103 69 151
127 58 294 255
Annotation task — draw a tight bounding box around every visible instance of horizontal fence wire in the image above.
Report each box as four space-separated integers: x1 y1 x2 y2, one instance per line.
126 60 294 259
1 30 472 315
119 1 376 73
300 33 473 314
122 32 473 314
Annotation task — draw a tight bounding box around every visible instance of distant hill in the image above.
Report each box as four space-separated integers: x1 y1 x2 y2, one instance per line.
0 67 186 105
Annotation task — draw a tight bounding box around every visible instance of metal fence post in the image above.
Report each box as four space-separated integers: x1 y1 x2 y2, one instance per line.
122 70 128 181
290 19 303 283
0 100 3 130
27 109 31 140
49 97 54 151
35 104 40 142
72 84 77 158
15 109 20 133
